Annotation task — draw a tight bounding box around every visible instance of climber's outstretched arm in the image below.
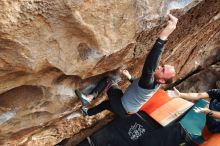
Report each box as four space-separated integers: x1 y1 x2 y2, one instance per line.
139 14 178 89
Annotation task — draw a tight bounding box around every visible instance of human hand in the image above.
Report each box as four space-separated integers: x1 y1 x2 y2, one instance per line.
216 80 220 88
119 69 132 80
173 87 181 98
193 107 211 114
159 14 178 40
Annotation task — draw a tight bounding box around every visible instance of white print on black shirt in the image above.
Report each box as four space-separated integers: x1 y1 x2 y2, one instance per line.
128 122 146 140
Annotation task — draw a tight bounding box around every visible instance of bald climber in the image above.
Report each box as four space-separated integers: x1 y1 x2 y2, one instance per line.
76 14 178 118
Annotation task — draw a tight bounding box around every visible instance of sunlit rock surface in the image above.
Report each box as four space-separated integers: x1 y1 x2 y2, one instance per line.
0 0 219 145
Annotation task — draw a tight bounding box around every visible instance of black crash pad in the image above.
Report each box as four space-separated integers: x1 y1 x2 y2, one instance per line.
77 111 161 146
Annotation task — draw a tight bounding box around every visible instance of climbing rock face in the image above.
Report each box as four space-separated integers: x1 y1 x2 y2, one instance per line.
0 0 219 145
176 62 220 92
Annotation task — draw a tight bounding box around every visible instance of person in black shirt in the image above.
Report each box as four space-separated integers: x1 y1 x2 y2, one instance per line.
76 14 178 118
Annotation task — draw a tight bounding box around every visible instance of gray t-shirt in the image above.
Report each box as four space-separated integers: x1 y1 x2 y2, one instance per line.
121 79 160 113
